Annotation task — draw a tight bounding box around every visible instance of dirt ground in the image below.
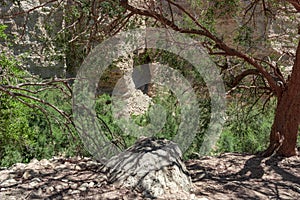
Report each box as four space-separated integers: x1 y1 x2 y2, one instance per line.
186 153 300 200
0 153 299 200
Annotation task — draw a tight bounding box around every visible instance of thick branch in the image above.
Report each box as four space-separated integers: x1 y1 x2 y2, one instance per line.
227 85 272 94
231 69 261 87
119 0 210 37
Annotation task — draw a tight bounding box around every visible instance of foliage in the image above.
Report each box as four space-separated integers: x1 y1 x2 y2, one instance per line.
94 94 127 147
234 25 254 48
0 24 8 40
0 25 87 167
0 74 86 167
93 48 213 158
95 87 211 158
0 81 87 167
1 0 300 167
215 98 276 154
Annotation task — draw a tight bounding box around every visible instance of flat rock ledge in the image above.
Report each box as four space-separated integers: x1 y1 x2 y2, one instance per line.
105 137 195 199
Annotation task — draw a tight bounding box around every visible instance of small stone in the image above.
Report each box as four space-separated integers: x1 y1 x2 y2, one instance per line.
83 157 91 161
70 183 78 189
0 179 18 187
46 186 54 193
55 185 63 191
37 188 43 195
29 181 40 188
88 182 95 187
86 161 98 166
0 171 10 180
78 186 87 191
39 159 52 167
13 163 26 170
56 164 67 169
190 194 195 199
32 177 41 182
30 158 39 164
75 165 81 170
78 183 88 191
68 190 80 194
80 183 89 188
100 190 120 199
22 170 32 179
61 182 69 188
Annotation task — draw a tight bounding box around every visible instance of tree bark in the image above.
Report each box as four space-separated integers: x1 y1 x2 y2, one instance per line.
264 40 300 157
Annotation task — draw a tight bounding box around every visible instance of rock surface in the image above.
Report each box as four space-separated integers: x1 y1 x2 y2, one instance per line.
0 0 65 78
0 153 299 199
0 156 143 200
106 137 193 199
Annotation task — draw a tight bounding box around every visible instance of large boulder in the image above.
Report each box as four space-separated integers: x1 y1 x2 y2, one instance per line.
105 137 194 199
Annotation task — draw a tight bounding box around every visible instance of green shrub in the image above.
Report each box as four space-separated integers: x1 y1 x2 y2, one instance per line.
215 99 275 154
0 83 86 167
0 24 87 167
94 86 211 159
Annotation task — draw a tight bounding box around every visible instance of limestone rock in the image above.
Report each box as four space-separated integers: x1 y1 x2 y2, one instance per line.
0 0 65 78
106 137 193 199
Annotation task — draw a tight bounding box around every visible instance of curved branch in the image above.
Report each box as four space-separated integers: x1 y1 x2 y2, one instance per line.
231 69 261 87
0 81 76 137
0 84 71 122
119 0 282 96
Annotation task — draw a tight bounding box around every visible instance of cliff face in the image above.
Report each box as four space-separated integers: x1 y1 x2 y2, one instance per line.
0 1 298 84
0 0 65 78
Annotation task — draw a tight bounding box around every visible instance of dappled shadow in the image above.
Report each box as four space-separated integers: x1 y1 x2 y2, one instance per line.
0 157 141 199
1 152 299 199
186 153 300 200
0 137 193 199
105 137 192 199
236 155 264 179
265 156 300 185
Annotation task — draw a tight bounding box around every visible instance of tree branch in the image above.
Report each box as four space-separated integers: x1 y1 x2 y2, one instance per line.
119 0 282 96
231 69 261 87
227 85 272 94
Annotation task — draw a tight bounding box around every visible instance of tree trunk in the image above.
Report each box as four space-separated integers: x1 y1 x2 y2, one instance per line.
264 40 300 157
265 94 299 157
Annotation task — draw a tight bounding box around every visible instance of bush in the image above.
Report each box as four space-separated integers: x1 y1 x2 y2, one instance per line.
0 82 87 167
0 24 87 167
215 98 275 154
94 86 211 159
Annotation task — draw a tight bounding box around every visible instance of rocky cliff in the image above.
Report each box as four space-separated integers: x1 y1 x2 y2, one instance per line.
0 0 65 78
